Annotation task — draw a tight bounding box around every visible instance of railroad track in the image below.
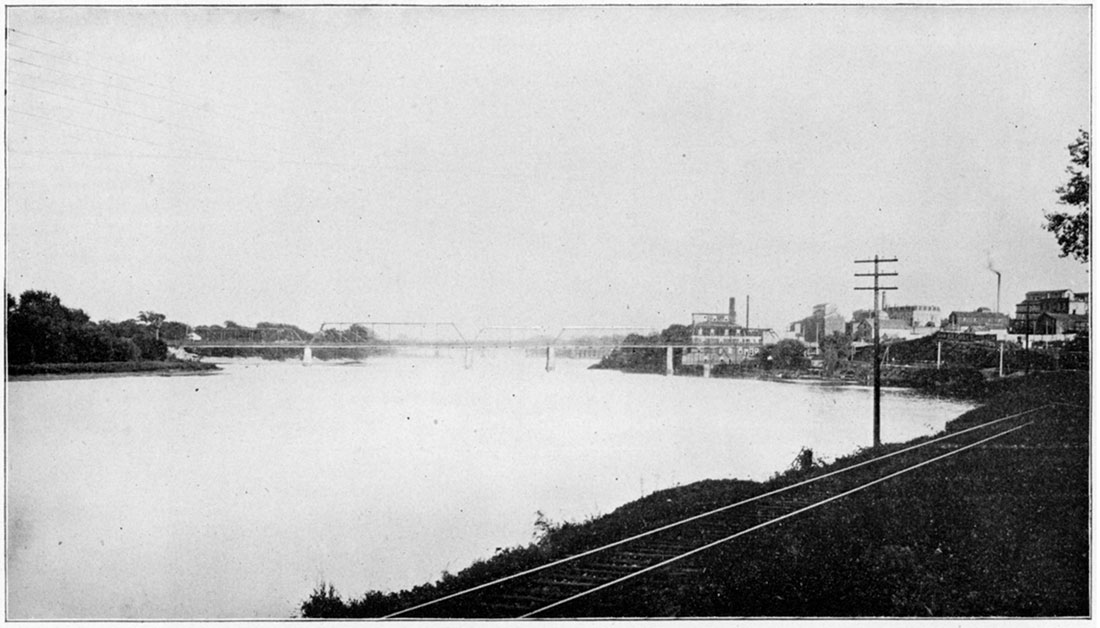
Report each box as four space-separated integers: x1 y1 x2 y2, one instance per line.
386 405 1051 619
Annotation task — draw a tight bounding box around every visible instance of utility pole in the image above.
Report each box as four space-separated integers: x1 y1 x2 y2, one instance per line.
1023 301 1032 375
855 255 898 448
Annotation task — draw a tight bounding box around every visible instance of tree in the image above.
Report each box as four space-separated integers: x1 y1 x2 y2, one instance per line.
820 332 854 377
1044 130 1089 262
160 320 190 342
764 339 809 371
6 290 91 363
7 291 168 364
659 324 693 345
138 311 166 340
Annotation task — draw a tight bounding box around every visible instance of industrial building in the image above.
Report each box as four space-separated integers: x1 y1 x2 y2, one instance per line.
883 304 941 328
790 303 846 344
1013 289 1089 333
684 297 773 365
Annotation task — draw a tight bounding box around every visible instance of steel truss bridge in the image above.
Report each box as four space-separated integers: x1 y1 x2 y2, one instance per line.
173 323 723 373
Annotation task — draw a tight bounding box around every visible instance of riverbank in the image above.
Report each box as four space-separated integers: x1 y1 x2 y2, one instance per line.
696 363 994 399
7 360 220 380
599 361 994 400
303 370 1088 617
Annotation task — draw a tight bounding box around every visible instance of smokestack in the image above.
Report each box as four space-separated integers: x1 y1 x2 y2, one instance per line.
746 295 751 328
728 297 737 326
987 257 1002 314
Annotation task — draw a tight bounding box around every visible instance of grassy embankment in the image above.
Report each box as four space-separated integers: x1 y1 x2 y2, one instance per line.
7 360 219 378
303 370 1088 617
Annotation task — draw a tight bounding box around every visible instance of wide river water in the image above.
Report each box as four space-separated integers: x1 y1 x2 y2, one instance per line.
7 352 974 618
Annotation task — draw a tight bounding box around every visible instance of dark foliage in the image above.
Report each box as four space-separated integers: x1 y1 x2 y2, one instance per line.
6 290 167 365
189 321 386 361
1044 129 1089 262
819 332 854 376
880 365 987 397
8 360 217 376
301 583 349 618
869 334 1067 375
759 338 809 371
590 324 692 373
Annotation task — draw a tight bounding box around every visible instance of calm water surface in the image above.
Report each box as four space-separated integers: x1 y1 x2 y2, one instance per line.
7 353 974 618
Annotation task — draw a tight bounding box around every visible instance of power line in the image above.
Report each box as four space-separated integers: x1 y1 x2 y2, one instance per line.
7 40 183 96
7 70 323 166
7 108 170 148
8 55 219 115
4 75 321 168
8 30 306 137
8 59 684 181
9 25 590 175
8 54 358 169
7 77 236 146
8 26 294 122
8 40 300 143
8 25 186 83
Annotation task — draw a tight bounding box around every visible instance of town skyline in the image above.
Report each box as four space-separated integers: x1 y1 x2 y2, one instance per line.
6 6 1090 333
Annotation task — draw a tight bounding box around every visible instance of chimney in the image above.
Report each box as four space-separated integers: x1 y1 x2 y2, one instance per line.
728 297 737 326
996 273 1001 314
746 295 751 328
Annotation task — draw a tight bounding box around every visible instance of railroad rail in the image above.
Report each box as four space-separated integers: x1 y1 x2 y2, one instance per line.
384 405 1052 618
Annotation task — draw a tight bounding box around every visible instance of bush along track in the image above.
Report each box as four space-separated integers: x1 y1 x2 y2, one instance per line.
302 371 1088 618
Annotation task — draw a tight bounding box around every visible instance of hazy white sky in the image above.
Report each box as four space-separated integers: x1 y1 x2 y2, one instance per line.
5 6 1091 334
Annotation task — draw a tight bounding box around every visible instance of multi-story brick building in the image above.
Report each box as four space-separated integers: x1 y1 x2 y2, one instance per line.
1013 290 1089 333
1034 312 1089 335
685 297 771 365
883 304 941 328
849 315 914 341
790 303 846 344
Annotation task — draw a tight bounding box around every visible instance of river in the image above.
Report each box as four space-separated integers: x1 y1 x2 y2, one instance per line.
6 352 974 618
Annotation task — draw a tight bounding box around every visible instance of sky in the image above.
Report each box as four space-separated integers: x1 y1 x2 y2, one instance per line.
4 5 1092 336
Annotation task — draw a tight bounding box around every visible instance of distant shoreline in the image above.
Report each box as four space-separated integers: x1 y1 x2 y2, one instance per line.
7 360 220 381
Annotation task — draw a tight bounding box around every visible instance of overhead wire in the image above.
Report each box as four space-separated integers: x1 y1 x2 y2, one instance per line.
8 28 311 137
2 80 331 174
8 27 690 185
7 67 328 167
8 37 388 171
7 40 212 109
8 26 301 123
6 26 568 180
7 76 245 148
7 25 383 152
8 56 215 114
8 108 171 148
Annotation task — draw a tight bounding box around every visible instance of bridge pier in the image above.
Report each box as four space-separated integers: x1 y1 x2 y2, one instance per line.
303 346 313 366
545 346 555 372
464 347 473 370
665 346 673 376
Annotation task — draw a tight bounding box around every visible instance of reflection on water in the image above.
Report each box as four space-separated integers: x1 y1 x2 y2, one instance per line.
6 352 974 618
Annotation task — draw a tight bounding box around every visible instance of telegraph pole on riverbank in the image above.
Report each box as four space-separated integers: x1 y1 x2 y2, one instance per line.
856 255 898 448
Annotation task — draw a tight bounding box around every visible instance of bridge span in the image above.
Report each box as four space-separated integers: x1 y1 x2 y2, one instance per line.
172 322 720 374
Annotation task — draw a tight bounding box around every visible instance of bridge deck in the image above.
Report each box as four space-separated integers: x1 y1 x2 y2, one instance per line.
174 342 711 350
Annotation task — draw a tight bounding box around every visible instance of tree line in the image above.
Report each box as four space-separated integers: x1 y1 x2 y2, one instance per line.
6 290 391 365
7 290 173 365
